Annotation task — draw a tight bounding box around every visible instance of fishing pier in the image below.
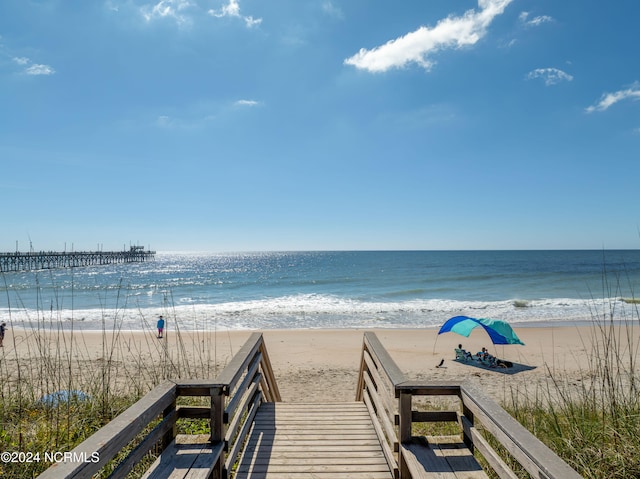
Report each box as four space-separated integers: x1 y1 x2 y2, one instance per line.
0 246 155 272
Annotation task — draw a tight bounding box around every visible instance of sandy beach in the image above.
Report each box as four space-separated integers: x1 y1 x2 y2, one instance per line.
3 323 636 405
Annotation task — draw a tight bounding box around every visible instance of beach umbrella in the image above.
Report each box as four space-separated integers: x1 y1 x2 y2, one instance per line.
437 315 524 345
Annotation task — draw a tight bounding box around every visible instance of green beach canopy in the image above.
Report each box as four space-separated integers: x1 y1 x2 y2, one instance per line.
438 315 524 345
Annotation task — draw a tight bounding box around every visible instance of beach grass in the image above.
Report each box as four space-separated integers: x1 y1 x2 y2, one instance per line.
0 272 232 478
501 284 640 478
0 315 229 478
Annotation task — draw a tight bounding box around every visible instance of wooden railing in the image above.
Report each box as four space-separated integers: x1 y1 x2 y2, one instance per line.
356 331 407 478
356 332 583 479
37 332 280 479
38 331 581 479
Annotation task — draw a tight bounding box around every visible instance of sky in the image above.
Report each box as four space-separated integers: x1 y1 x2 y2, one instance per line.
1 0 639 252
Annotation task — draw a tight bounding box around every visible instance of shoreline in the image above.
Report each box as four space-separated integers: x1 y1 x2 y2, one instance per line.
3 323 638 404
5 317 626 332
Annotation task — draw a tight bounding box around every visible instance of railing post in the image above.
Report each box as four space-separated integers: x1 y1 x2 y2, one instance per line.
258 340 282 402
355 339 367 401
398 391 412 479
461 396 474 453
162 397 177 450
211 386 226 479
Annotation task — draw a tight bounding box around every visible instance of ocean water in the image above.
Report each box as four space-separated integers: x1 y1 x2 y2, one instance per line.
1 250 640 331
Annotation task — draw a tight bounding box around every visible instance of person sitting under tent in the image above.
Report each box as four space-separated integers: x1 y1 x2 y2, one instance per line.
476 347 496 363
454 344 473 361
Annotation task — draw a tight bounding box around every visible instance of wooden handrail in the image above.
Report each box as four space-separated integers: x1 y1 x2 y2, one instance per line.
459 382 583 479
37 333 280 479
357 332 583 479
37 381 178 479
357 331 407 401
356 331 408 478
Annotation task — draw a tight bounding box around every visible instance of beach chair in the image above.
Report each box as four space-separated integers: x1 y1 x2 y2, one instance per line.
454 348 470 361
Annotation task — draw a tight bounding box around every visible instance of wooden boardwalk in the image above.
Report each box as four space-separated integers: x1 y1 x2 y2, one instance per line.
234 402 394 479
36 332 583 479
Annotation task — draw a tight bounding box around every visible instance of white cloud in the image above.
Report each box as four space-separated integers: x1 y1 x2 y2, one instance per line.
528 15 553 27
105 0 120 12
210 0 239 17
586 83 640 113
527 68 573 86
235 99 260 107
344 0 513 73
25 64 55 75
156 115 172 127
243 16 262 28
504 38 517 48
141 0 193 25
322 1 344 20
519 11 553 27
11 56 55 75
208 0 262 28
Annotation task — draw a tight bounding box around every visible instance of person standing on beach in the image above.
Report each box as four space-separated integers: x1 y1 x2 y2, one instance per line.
0 322 6 347
157 316 165 339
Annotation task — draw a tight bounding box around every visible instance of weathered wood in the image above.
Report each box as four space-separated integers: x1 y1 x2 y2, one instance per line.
177 406 211 419
398 392 412 443
140 437 224 479
364 390 399 477
460 382 583 479
236 402 393 479
177 382 225 396
411 411 459 424
363 349 396 415
37 381 177 479
396 381 462 397
460 416 519 479
108 409 178 479
426 435 489 479
210 389 225 479
363 332 407 395
225 353 262 420
400 435 489 479
37 333 281 479
401 439 455 479
225 374 261 447
234 472 392 479
215 332 264 394
38 332 583 479
356 339 368 401
363 371 397 449
225 391 262 473
258 340 282 401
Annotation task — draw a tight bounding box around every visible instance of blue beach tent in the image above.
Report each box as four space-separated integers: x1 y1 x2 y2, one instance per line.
438 315 524 345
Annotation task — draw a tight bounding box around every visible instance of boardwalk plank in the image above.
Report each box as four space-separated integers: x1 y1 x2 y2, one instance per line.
400 436 489 479
427 436 489 479
234 402 393 479
141 438 223 479
234 473 391 479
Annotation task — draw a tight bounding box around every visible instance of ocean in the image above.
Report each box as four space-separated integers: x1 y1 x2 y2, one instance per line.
1 250 640 331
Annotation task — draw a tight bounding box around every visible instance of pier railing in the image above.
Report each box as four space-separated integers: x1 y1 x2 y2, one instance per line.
37 332 279 479
356 332 583 479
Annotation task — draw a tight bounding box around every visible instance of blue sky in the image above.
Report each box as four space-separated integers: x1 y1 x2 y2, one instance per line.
1 0 639 252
